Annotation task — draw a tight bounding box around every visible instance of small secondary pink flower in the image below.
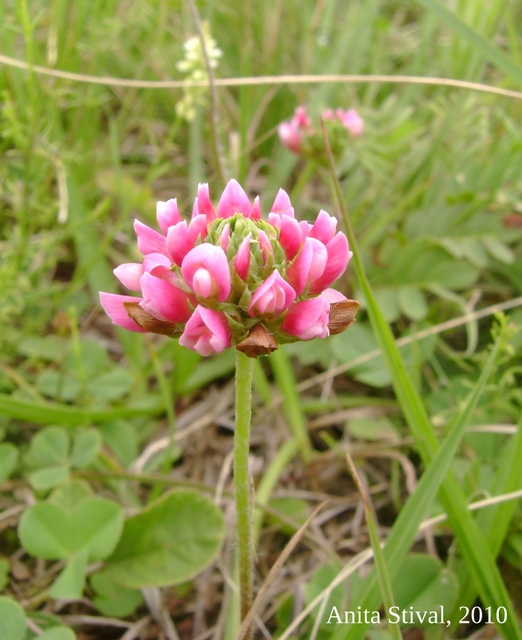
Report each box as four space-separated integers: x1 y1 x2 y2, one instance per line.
181 244 231 301
139 273 192 323
179 306 231 356
249 271 296 317
278 105 364 161
281 295 330 340
100 179 358 357
286 237 328 296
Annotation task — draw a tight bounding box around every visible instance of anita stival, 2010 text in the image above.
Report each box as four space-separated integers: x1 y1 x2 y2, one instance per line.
326 605 508 626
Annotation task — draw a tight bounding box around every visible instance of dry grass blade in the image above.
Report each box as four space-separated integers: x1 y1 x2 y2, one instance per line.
344 449 402 640
277 488 522 640
235 502 328 640
1 52 522 98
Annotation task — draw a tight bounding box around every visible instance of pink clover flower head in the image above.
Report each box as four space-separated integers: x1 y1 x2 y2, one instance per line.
99 179 359 357
278 106 364 162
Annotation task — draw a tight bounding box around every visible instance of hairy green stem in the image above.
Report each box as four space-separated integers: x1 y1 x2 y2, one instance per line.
234 349 255 633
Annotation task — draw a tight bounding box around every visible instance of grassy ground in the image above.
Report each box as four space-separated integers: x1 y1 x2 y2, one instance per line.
1 1 522 639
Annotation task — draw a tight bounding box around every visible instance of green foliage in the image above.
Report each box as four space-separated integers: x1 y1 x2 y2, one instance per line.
0 558 9 591
267 497 310 535
0 596 77 639
19 483 124 599
0 443 18 482
0 596 26 640
37 629 77 640
1 0 521 635
89 572 143 617
103 491 225 589
305 563 346 632
391 554 459 626
24 426 102 491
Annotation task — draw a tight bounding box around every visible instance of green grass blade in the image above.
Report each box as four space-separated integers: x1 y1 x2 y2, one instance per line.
270 347 313 462
344 449 402 640
413 0 522 85
324 126 521 640
253 438 300 542
331 333 501 640
0 393 163 426
454 411 522 615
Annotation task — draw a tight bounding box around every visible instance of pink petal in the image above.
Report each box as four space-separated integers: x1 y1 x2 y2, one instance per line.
193 183 216 221
308 210 337 244
286 237 327 296
166 221 192 266
322 288 348 303
181 244 231 301
139 273 192 322
309 233 351 294
257 230 273 263
281 296 330 340
156 199 182 234
299 220 313 235
113 263 143 291
166 216 209 267
219 223 230 251
294 106 311 127
134 220 168 256
278 122 302 154
268 213 302 260
99 293 147 332
143 252 177 283
179 306 231 356
340 108 364 137
249 196 261 220
188 214 208 245
217 179 252 218
322 108 335 121
249 271 296 316
234 233 251 280
143 252 172 273
269 188 294 216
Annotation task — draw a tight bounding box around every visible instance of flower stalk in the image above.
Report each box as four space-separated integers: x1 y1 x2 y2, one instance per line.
234 348 255 631
99 179 361 637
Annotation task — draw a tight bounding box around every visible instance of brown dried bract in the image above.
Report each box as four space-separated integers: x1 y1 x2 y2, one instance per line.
236 324 278 358
328 299 360 335
123 301 180 336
